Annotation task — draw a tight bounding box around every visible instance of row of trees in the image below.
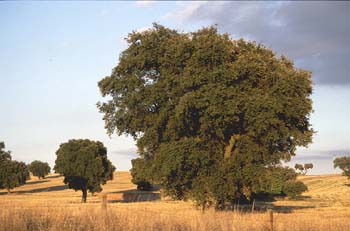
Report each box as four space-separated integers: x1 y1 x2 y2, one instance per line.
0 140 116 202
0 142 51 192
0 142 29 193
295 163 314 175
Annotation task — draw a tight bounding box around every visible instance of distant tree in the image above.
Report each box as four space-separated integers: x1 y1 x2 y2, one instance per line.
294 164 304 174
295 163 313 175
98 24 313 209
0 142 29 193
334 157 350 179
304 163 313 175
54 139 116 202
29 160 51 179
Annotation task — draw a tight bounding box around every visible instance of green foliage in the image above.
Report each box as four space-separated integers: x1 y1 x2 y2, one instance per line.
283 180 308 198
29 160 51 179
334 157 350 179
130 158 153 190
54 139 116 202
98 24 313 209
0 142 30 192
259 166 298 195
295 163 313 175
294 164 304 173
304 163 313 174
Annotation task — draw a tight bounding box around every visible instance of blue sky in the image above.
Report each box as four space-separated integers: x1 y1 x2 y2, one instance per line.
1 1 349 174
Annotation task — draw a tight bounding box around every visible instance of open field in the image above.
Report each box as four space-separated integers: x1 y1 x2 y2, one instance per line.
1 172 350 231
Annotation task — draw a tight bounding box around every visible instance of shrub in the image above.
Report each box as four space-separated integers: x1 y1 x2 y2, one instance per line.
283 180 307 198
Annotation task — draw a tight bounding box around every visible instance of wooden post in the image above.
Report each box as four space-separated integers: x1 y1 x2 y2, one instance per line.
102 194 107 210
251 199 255 213
269 210 274 231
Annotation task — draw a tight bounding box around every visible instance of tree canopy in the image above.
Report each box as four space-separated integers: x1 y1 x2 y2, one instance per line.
0 142 30 192
334 156 350 179
295 163 313 175
54 139 116 202
29 160 51 179
98 24 313 209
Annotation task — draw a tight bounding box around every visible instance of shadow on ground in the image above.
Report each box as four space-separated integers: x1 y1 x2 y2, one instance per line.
45 175 62 179
269 204 315 213
25 180 49 185
234 201 316 213
14 185 68 194
107 189 161 203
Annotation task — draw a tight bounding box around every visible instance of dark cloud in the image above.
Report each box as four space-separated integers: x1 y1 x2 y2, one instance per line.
172 2 350 85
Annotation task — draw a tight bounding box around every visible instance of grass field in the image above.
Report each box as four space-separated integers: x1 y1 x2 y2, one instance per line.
1 172 349 231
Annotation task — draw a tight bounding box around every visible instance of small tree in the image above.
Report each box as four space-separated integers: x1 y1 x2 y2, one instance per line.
304 163 313 175
294 164 304 174
54 139 116 202
334 157 350 179
29 160 51 179
295 163 313 175
283 180 308 198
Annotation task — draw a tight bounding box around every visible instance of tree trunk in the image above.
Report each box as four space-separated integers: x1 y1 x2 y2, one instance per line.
82 188 87 203
224 134 240 159
7 188 11 194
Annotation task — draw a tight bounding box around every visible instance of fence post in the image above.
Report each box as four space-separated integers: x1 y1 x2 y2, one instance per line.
269 210 274 231
251 199 255 213
102 194 107 210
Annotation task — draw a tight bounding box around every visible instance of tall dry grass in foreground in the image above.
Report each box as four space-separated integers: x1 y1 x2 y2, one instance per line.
1 205 349 231
1 172 350 231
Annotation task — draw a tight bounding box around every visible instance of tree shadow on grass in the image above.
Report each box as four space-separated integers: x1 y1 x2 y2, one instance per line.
45 175 62 179
107 189 161 203
15 185 68 194
25 180 49 185
343 183 350 187
269 204 315 213
234 203 315 213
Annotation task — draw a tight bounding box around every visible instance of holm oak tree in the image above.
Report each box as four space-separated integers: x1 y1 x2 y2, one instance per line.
54 139 115 202
334 157 350 179
29 160 51 179
98 24 313 209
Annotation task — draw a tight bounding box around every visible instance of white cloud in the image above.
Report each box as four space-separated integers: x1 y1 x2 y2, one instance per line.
135 1 156 8
163 1 207 22
135 26 152 33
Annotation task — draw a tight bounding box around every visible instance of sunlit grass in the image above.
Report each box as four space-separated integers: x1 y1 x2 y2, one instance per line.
1 172 350 230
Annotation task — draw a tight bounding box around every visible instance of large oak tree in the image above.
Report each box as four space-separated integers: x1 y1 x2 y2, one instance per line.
98 24 313 209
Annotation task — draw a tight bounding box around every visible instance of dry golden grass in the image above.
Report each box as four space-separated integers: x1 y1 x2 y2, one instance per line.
1 172 350 231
